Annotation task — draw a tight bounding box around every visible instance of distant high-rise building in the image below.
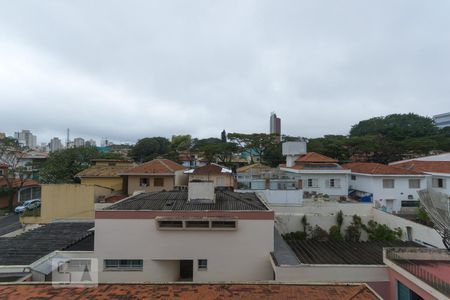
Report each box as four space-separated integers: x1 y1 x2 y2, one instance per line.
0 132 5 139
14 130 37 149
48 137 63 152
270 112 281 142
73 137 85 148
101 137 109 147
85 139 97 147
433 112 450 128
221 130 227 142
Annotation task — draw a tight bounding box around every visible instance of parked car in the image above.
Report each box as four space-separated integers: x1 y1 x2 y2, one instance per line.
14 199 41 214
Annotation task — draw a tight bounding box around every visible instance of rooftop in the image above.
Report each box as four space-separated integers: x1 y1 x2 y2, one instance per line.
286 240 420 265
392 160 450 174
120 158 185 175
185 163 232 175
0 222 94 265
0 283 380 299
295 152 338 163
75 164 135 178
104 190 268 211
342 162 424 175
236 163 272 174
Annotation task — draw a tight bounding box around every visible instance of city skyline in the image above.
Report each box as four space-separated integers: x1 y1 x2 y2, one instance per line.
1 1 450 144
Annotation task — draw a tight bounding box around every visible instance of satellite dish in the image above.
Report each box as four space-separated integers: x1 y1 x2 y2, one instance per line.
418 188 450 250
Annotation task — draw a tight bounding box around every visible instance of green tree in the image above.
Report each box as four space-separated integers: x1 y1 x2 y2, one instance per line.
129 137 171 162
193 138 237 164
345 214 362 242
0 138 32 211
227 133 277 163
329 225 344 241
362 220 402 241
39 147 123 184
171 135 192 151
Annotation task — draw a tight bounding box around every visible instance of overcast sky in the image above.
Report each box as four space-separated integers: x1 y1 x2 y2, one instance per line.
1 1 449 145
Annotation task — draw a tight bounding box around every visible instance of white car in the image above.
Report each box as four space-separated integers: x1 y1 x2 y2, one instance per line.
14 199 41 214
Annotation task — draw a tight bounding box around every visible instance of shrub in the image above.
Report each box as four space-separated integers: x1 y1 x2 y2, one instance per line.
329 225 344 241
363 220 402 241
311 225 329 241
282 231 307 241
345 214 362 242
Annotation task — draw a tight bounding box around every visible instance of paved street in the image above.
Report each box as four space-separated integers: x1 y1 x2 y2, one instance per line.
0 214 21 236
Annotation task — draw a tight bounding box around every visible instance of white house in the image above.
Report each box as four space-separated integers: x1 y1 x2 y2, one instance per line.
280 142 350 199
390 158 450 197
94 181 274 283
342 162 429 213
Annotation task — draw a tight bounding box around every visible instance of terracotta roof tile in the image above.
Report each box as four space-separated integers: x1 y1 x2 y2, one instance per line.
342 162 424 175
122 159 185 175
75 164 135 178
295 152 338 163
0 283 380 299
393 160 450 174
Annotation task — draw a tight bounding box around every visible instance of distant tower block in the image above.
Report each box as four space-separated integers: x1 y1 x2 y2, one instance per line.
282 141 307 167
270 112 281 142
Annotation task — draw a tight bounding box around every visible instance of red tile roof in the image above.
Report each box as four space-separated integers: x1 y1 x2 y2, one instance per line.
0 283 379 300
393 160 450 174
122 159 185 175
295 152 338 163
342 162 424 175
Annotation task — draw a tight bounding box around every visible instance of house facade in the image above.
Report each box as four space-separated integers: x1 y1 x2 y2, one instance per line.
75 159 135 191
185 163 235 188
94 183 274 283
119 159 187 195
343 163 428 213
280 142 350 198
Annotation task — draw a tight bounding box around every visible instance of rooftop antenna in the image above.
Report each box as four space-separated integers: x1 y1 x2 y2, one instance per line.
418 188 450 250
66 128 70 148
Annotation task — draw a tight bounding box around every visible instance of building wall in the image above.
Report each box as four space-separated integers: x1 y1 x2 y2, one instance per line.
426 173 450 196
373 209 444 248
301 173 349 197
349 174 428 212
388 265 440 300
94 218 274 283
21 184 112 224
238 189 303 205
189 174 235 188
127 175 175 194
80 177 123 191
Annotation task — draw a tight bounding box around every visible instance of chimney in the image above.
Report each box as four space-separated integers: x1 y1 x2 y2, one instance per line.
282 141 307 167
188 180 215 203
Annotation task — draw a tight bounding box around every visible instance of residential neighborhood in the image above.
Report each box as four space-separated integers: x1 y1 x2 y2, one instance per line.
1 1 450 299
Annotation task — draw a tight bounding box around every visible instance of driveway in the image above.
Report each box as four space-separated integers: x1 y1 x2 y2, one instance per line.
0 214 21 236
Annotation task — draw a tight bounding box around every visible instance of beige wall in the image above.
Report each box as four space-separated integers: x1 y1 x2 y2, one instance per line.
81 177 123 191
94 218 274 283
189 174 235 187
21 184 112 224
127 175 175 194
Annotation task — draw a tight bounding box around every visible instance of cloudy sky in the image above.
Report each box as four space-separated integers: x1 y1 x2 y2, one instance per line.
1 1 449 145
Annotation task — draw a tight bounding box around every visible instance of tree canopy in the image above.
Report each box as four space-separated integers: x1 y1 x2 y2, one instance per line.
129 137 171 162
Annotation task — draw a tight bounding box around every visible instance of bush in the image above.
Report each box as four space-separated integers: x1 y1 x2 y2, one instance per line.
311 225 329 241
21 207 41 217
345 214 362 242
282 231 307 241
363 220 402 241
329 225 344 241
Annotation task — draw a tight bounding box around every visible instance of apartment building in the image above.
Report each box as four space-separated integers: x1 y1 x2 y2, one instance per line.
94 181 274 283
185 163 235 188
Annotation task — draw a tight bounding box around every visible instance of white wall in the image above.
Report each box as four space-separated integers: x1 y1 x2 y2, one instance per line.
373 209 444 248
349 174 428 213
301 173 349 197
427 173 450 196
94 218 274 283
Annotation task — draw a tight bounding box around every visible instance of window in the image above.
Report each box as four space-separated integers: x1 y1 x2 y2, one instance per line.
154 177 164 187
198 259 207 270
108 162 116 166
382 179 395 189
432 178 445 188
104 259 143 271
351 175 356 181
307 179 318 188
211 220 236 228
409 179 420 189
0 169 3 176
158 220 183 228
401 201 419 207
185 221 209 228
140 178 149 187
328 179 340 188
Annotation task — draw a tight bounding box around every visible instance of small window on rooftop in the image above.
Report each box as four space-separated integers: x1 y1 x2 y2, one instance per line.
158 220 183 228
198 259 207 270
185 221 210 228
211 221 236 228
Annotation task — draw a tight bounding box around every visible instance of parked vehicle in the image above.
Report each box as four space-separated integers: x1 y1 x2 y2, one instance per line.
14 199 41 214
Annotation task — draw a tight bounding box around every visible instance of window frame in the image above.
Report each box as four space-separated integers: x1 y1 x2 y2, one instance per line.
198 259 208 271
104 259 143 271
139 177 149 187
408 179 420 189
154 177 164 187
382 179 395 189
432 178 445 188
